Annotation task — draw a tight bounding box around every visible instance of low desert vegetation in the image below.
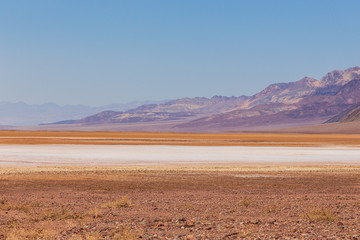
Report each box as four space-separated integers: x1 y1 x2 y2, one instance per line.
5 227 58 240
88 207 102 219
112 226 142 240
102 195 132 208
239 197 253 208
84 231 103 240
303 208 337 222
35 207 83 222
263 204 279 213
0 200 32 213
5 228 39 240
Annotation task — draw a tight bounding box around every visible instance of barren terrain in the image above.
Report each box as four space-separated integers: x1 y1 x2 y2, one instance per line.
1 166 360 239
1 131 360 239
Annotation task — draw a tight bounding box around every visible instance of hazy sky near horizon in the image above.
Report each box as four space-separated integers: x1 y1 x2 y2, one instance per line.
0 1 359 106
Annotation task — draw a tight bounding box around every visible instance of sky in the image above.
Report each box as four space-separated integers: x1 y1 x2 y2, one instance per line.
0 0 359 106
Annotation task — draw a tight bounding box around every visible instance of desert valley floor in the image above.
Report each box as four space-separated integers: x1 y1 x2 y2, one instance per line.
1 131 360 239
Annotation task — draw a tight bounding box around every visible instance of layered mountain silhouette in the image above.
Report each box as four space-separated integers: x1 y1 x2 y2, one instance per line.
75 95 249 125
0 100 165 126
51 66 360 132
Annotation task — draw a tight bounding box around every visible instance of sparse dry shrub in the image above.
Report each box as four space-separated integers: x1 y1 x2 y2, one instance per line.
225 225 255 239
184 204 194 210
303 208 337 222
301 196 310 201
112 226 140 240
6 228 39 240
29 202 44 208
239 197 253 208
34 228 59 240
238 228 253 238
65 219 80 229
34 207 82 222
0 200 10 211
103 196 132 208
264 204 279 213
14 204 31 213
85 231 102 240
0 200 31 213
67 235 82 240
88 207 102 219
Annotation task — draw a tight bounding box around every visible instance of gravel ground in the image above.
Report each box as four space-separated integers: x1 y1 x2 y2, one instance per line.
1 167 360 239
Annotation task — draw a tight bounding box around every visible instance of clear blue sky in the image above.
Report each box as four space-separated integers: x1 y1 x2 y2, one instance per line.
0 0 359 106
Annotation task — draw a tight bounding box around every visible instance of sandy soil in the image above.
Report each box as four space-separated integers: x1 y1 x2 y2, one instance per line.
1 166 360 239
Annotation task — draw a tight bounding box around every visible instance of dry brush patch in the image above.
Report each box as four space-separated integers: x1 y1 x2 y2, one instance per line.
102 195 132 208
303 208 338 222
239 197 253 208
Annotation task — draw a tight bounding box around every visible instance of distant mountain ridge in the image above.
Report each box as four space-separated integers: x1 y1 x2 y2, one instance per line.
178 66 360 130
21 66 360 132
75 95 249 125
179 77 360 130
59 66 360 132
0 100 166 126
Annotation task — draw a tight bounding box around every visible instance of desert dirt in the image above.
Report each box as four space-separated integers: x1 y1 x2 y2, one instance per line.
1 131 360 239
1 166 360 239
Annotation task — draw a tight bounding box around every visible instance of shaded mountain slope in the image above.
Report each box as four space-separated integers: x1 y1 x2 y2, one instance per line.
325 103 360 123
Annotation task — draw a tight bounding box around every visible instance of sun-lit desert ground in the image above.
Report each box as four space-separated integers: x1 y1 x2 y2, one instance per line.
1 166 360 239
1 131 360 239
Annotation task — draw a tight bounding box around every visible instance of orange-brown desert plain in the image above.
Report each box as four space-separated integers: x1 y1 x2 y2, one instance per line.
1 131 360 239
1 130 360 146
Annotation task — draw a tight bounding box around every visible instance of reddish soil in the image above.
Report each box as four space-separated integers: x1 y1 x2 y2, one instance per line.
1 166 360 239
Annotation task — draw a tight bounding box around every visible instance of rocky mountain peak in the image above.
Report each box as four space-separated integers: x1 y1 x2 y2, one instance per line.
317 66 360 87
244 76 318 108
293 77 317 88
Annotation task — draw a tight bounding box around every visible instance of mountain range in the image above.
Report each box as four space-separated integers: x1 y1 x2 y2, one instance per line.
7 66 360 132
178 67 360 131
43 66 359 132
